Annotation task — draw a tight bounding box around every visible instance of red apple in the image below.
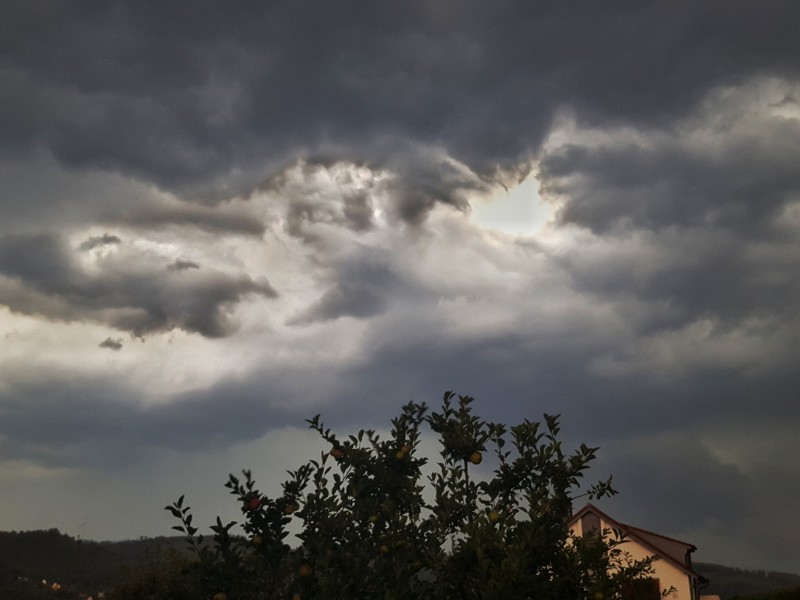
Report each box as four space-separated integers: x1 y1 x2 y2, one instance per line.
244 496 261 511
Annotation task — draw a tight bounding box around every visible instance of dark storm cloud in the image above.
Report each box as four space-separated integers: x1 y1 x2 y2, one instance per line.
79 233 122 251
0 233 277 337
264 160 381 241
771 93 798 108
99 337 123 350
167 258 200 271
3 1 800 219
0 233 73 286
552 227 800 337
0 152 153 235
536 91 800 335
538 103 800 234
593 428 800 570
326 308 800 436
0 360 330 469
289 248 426 324
121 197 266 236
380 147 498 224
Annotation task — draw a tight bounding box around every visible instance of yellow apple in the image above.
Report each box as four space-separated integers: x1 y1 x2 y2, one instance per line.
298 564 313 577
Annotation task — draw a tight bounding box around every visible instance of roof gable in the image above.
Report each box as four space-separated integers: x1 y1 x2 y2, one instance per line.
569 504 706 582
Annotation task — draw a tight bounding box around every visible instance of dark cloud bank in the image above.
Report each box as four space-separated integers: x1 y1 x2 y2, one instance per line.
3 1 799 213
2 0 800 573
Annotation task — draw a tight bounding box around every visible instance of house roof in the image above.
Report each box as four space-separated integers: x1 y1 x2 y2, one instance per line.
569 504 707 583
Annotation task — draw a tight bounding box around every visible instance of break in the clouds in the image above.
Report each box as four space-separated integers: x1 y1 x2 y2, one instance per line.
1 0 800 574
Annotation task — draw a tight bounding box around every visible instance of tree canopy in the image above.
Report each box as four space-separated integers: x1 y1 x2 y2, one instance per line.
154 392 655 600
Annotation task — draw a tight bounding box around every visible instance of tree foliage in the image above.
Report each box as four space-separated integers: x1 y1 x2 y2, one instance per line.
159 392 656 600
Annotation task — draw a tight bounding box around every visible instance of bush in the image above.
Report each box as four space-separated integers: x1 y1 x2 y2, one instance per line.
109 545 203 600
165 392 655 600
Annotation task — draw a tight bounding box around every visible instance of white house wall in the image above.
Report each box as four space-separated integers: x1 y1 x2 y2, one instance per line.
571 516 692 600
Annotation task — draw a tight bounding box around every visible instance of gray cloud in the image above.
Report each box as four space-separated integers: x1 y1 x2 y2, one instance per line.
99 337 123 351
0 233 277 337
0 152 154 235
121 197 266 236
3 2 799 220
593 426 800 571
553 227 800 338
0 355 336 470
167 259 200 271
535 91 800 346
539 91 800 234
598 436 755 533
264 160 382 242
289 248 427 324
79 234 122 251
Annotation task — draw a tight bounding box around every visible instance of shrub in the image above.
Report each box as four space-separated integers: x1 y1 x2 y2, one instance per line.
108 545 203 600
165 392 655 599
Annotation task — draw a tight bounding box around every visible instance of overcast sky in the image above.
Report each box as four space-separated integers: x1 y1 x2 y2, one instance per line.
2 1 800 573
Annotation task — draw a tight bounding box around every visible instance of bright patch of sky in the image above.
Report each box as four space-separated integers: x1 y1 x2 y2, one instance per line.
471 175 552 235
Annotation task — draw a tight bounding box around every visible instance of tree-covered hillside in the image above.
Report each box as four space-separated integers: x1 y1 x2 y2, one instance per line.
3 533 800 599
696 563 800 600
0 529 184 599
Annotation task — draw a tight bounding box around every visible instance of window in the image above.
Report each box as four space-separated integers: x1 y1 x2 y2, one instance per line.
622 577 662 600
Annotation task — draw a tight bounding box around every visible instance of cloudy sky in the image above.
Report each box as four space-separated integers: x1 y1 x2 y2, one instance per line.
2 1 800 572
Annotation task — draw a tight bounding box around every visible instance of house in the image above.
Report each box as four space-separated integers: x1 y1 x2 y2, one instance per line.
569 504 708 600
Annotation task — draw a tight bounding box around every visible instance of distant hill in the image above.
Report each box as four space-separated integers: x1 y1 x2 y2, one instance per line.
2 531 800 600
732 589 800 600
0 529 187 599
696 562 800 600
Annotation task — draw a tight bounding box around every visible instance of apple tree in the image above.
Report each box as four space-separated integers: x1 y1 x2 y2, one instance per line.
157 392 656 600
